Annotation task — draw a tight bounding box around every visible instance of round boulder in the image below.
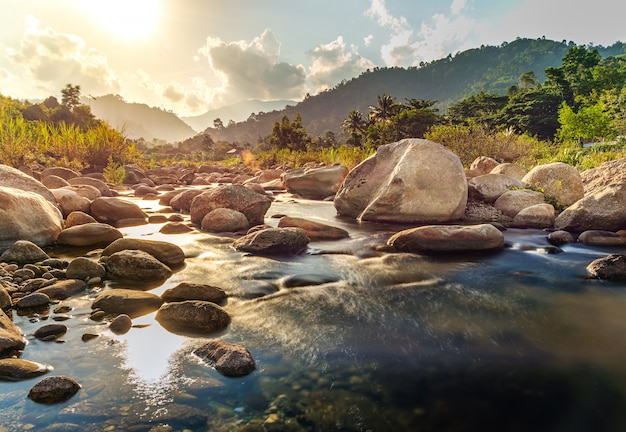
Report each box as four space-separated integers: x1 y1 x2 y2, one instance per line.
494 189 546 218
277 216 349 240
50 188 91 217
109 314 133 334
57 223 123 247
0 309 26 356
190 184 271 226
468 174 524 203
388 224 505 252
587 254 626 281
161 282 226 304
28 376 81 404
282 165 348 199
36 279 88 300
554 183 626 232
194 340 256 377
232 227 309 255
90 197 147 226
0 358 52 381
155 300 230 335
65 211 97 228
65 257 106 280
512 203 555 229
103 250 172 281
522 162 584 206
101 238 185 268
201 208 249 232
0 240 50 264
92 289 163 318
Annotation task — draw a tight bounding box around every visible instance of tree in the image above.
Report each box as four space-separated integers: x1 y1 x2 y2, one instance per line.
556 102 616 143
368 94 400 123
213 118 224 129
266 114 311 151
61 84 81 111
519 71 540 89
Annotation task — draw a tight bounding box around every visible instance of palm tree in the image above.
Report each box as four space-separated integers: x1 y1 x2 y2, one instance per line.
368 94 399 123
341 110 366 134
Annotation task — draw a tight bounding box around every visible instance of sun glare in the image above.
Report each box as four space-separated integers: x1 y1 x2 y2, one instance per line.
83 0 160 40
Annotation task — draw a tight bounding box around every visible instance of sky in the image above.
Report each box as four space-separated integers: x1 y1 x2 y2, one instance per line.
1 0 625 117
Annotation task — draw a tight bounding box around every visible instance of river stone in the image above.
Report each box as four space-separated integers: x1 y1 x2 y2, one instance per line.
522 162 584 206
0 186 64 252
160 222 193 234
65 211 98 228
50 188 91 217
554 183 626 232
490 162 529 180
0 164 58 204
104 250 172 281
468 174 525 203
233 227 310 255
578 230 626 246
92 289 163 318
581 158 626 195
134 184 158 197
194 340 256 377
109 314 132 334
28 376 81 404
161 282 226 304
388 224 505 252
277 216 349 240
90 197 147 226
63 184 101 201
587 254 626 281
0 240 50 264
57 223 123 247
335 139 467 223
155 300 230 335
282 165 348 199
0 309 26 356
34 323 67 340
469 156 500 176
548 230 576 245
0 358 52 381
36 279 88 300
15 292 50 309
41 167 80 181
0 288 11 311
512 203 555 228
201 208 249 232
170 189 204 212
494 189 546 218
42 174 71 189
68 176 112 197
101 238 185 268
65 257 106 280
190 184 271 226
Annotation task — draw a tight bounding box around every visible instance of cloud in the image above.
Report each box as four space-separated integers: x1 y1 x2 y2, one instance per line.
364 35 374 47
307 37 375 90
6 15 121 95
198 28 307 103
366 0 480 66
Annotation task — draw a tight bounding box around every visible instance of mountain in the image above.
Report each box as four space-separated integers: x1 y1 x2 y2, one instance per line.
181 99 295 132
88 94 196 142
203 38 626 146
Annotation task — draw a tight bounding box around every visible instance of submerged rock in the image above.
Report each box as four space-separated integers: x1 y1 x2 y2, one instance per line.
194 340 256 377
388 224 505 252
28 376 81 404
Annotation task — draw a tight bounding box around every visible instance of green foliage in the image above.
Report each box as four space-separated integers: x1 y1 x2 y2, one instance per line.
556 102 616 142
262 114 312 151
102 156 126 185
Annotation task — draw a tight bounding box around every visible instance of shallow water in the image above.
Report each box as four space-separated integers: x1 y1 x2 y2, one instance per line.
2 193 626 431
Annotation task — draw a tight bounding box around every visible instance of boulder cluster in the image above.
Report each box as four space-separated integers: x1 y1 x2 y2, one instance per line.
2 137 626 403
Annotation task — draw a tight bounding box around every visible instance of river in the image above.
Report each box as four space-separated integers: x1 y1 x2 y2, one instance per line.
2 191 626 431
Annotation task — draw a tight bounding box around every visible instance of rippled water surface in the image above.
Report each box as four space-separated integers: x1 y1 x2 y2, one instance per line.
2 193 626 431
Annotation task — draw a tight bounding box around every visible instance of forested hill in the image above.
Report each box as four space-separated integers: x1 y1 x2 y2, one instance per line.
205 38 626 145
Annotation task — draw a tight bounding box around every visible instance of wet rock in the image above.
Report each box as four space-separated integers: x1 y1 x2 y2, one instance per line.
548 230 576 245
512 203 555 228
0 358 52 381
0 309 27 356
170 188 204 212
468 174 524 203
64 211 97 228
103 250 173 281
36 279 88 300
388 224 505 252
155 300 230 334
490 163 529 180
90 196 147 226
335 139 467 223
15 292 50 309
190 184 272 226
34 323 67 340
554 183 626 232
50 188 91 217
161 282 227 304
587 254 626 281
65 257 106 280
282 165 348 199
0 240 50 264
148 215 168 223
57 223 123 247
201 208 250 232
282 274 339 288
28 376 81 404
277 216 349 240
194 340 256 377
92 289 163 318
578 230 626 246
494 189 546 218
160 222 193 234
233 227 310 255
522 162 584 206
0 288 11 310
109 314 132 334
101 238 185 268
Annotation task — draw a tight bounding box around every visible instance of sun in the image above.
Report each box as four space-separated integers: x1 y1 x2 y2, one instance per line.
83 0 160 40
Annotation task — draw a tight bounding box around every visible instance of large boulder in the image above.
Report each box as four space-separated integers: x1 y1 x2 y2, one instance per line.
201 208 249 233
190 184 271 226
0 240 50 264
68 176 112 197
101 238 185 268
0 358 52 381
490 163 528 180
494 189 546 218
0 164 57 204
161 282 226 304
170 189 203 212
90 197 148 226
587 254 626 281
194 340 256 377
468 174 524 203
0 309 26 356
27 376 81 404
282 165 348 199
0 186 64 252
103 250 172 281
57 223 123 247
512 203 555 229
92 289 164 318
388 224 505 252
334 139 467 223
232 227 310 255
554 183 626 232
469 156 500 176
50 188 91 217
155 300 230 335
41 167 80 181
522 162 584 206
580 158 626 195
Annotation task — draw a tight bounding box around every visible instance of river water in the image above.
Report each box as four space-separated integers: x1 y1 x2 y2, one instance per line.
2 192 626 431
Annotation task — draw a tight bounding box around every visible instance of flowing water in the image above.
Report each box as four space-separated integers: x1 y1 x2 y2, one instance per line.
2 192 626 431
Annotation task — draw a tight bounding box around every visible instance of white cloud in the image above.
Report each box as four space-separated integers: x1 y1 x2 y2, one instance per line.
364 34 374 47
365 0 481 66
308 37 375 90
6 15 121 96
198 28 307 103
